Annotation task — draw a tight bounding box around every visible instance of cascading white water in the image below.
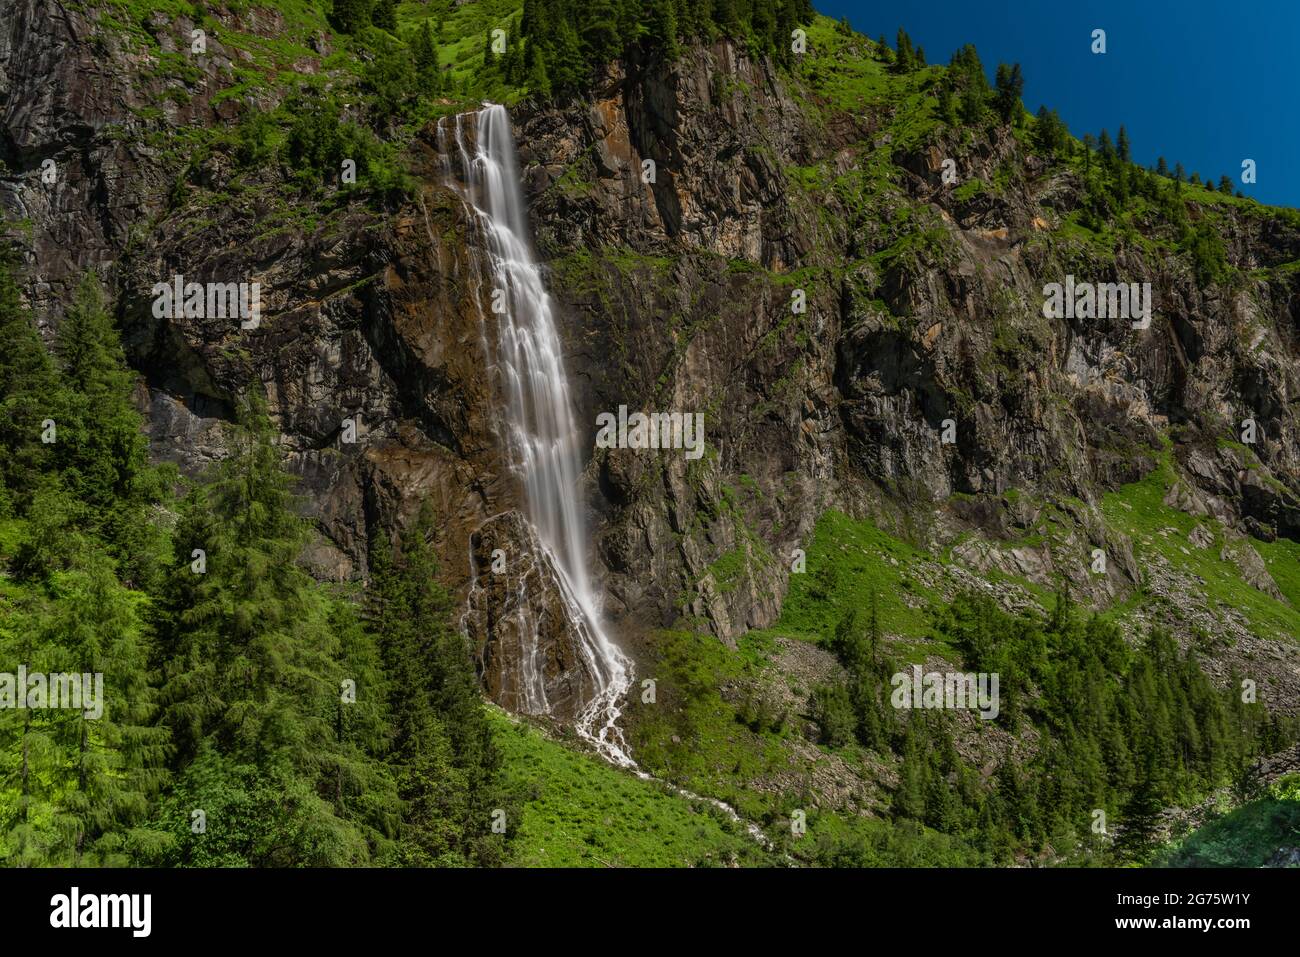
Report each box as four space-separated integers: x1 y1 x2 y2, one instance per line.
439 104 636 767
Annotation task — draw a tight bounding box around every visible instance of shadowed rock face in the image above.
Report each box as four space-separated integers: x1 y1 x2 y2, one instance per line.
463 510 598 719
4 10 1300 711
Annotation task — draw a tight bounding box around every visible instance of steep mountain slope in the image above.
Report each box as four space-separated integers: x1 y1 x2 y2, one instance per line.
2 0 1298 865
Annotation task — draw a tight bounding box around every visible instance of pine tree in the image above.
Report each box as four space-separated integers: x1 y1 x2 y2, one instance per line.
1116 753 1166 863
153 391 396 865
549 20 585 93
371 0 396 31
830 608 870 675
331 0 373 35
524 37 551 97
368 502 506 866
51 275 153 548
773 1 797 65
894 718 929 820
582 0 627 67
1116 124 1131 163
43 553 170 864
924 722 963 832
959 84 984 125
811 682 856 748
949 44 988 94
0 591 61 864
646 0 680 58
893 27 914 73
411 20 438 85
1034 106 1067 158
993 63 1023 122
714 0 742 36
501 40 524 84
1098 129 1116 164
0 246 60 503
937 82 956 125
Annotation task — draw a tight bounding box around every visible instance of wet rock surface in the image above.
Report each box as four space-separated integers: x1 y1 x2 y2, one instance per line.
463 510 599 718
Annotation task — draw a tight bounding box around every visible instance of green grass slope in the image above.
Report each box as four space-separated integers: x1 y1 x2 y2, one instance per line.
489 707 768 867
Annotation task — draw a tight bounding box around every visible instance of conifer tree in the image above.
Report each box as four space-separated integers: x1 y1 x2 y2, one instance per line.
0 247 60 503
893 27 915 73
411 20 439 85
1116 753 1166 863
331 0 373 35
959 84 984 125
368 502 506 866
524 37 551 97
894 718 928 820
646 0 680 59
371 0 396 31
1098 129 1116 165
153 391 396 865
993 63 1024 122
937 82 956 125
0 593 61 865
51 274 162 579
43 554 170 865
1034 106 1067 158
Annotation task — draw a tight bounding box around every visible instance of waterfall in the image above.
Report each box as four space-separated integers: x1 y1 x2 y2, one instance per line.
438 104 636 768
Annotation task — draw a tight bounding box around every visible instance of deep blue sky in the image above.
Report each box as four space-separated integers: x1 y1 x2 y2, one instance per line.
813 1 1300 209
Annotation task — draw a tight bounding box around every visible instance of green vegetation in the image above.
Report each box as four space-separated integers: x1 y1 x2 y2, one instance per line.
491 708 763 866
768 509 943 645
625 629 791 823
11 0 1298 873
800 588 1293 865
1100 452 1300 645
1158 773 1300 867
514 0 815 96
786 13 1255 289
0 253 502 866
643 490 1299 865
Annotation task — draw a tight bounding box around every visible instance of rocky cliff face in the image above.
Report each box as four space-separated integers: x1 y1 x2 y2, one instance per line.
4 4 1299 719
515 44 845 651
514 39 1300 656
